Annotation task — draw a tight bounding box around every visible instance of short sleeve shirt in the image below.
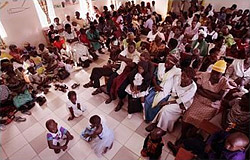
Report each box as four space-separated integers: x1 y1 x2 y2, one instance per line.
47 126 67 141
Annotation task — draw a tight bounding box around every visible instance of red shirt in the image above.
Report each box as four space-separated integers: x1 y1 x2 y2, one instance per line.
79 34 90 46
53 40 65 50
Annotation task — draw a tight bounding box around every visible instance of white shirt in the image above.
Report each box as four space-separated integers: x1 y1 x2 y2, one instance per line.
143 18 153 30
116 15 124 31
116 49 141 75
147 31 165 42
63 20 71 26
63 30 77 40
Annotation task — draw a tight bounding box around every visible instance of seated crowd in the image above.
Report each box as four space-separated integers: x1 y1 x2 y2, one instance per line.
0 0 249 159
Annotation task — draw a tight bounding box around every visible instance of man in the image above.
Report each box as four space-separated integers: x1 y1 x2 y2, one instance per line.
73 11 88 29
106 42 141 111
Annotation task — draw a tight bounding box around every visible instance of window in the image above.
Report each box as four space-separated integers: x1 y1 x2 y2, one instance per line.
33 0 56 28
0 20 7 38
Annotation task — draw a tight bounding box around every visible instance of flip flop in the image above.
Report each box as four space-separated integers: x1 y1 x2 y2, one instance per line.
71 83 80 89
21 110 32 115
14 116 26 122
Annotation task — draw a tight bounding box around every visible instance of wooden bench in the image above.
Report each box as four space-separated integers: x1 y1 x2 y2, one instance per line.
175 120 221 160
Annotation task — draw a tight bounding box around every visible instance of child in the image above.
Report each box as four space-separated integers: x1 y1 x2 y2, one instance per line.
46 119 73 154
141 128 165 160
84 115 114 157
37 43 49 56
67 91 86 121
26 66 50 94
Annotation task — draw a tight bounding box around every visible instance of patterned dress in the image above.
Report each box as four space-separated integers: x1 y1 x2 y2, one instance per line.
183 72 230 128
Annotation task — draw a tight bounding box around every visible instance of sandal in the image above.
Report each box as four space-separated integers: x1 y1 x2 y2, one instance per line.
21 110 32 115
59 87 67 93
83 82 93 88
71 83 80 89
54 84 60 90
14 116 26 122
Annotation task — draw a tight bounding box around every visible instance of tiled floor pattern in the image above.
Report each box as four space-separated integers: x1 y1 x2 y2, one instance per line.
0 53 180 160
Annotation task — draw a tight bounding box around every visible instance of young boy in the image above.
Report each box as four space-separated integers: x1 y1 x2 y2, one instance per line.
46 119 74 154
141 128 165 160
67 91 86 121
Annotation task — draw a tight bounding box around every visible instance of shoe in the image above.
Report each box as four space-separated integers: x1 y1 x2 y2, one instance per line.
38 97 47 106
145 123 157 132
127 114 132 119
105 98 112 104
114 101 124 112
92 88 102 95
83 82 93 88
167 142 178 156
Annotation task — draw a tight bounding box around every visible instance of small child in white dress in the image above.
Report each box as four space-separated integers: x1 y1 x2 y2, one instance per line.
84 115 114 157
66 91 86 121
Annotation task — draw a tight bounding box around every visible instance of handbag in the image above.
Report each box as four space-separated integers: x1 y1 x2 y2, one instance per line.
57 67 70 80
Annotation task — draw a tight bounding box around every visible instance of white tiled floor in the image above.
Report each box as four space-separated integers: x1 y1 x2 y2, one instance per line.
0 55 180 160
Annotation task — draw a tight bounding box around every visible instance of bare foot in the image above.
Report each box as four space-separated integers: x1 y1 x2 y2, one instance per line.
68 116 74 121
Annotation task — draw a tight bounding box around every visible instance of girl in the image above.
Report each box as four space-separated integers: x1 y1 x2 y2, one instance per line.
67 91 86 121
125 61 152 118
85 115 114 157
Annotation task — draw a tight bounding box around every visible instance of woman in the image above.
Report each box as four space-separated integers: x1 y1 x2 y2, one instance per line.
144 55 181 122
149 34 166 63
226 52 250 81
86 23 104 54
180 60 231 139
125 61 152 119
147 67 197 133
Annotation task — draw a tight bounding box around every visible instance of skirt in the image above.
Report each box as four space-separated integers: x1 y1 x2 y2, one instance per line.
128 95 142 114
182 94 218 128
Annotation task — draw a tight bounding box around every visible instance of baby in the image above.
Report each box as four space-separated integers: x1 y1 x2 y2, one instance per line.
45 119 73 154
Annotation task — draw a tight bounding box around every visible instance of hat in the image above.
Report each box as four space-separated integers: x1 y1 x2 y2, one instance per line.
212 60 227 73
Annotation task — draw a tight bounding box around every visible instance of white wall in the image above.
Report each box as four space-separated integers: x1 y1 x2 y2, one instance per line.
204 0 250 11
0 0 46 46
52 0 81 21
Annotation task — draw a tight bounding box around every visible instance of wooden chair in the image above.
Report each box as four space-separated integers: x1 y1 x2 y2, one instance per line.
175 120 221 160
175 147 195 160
